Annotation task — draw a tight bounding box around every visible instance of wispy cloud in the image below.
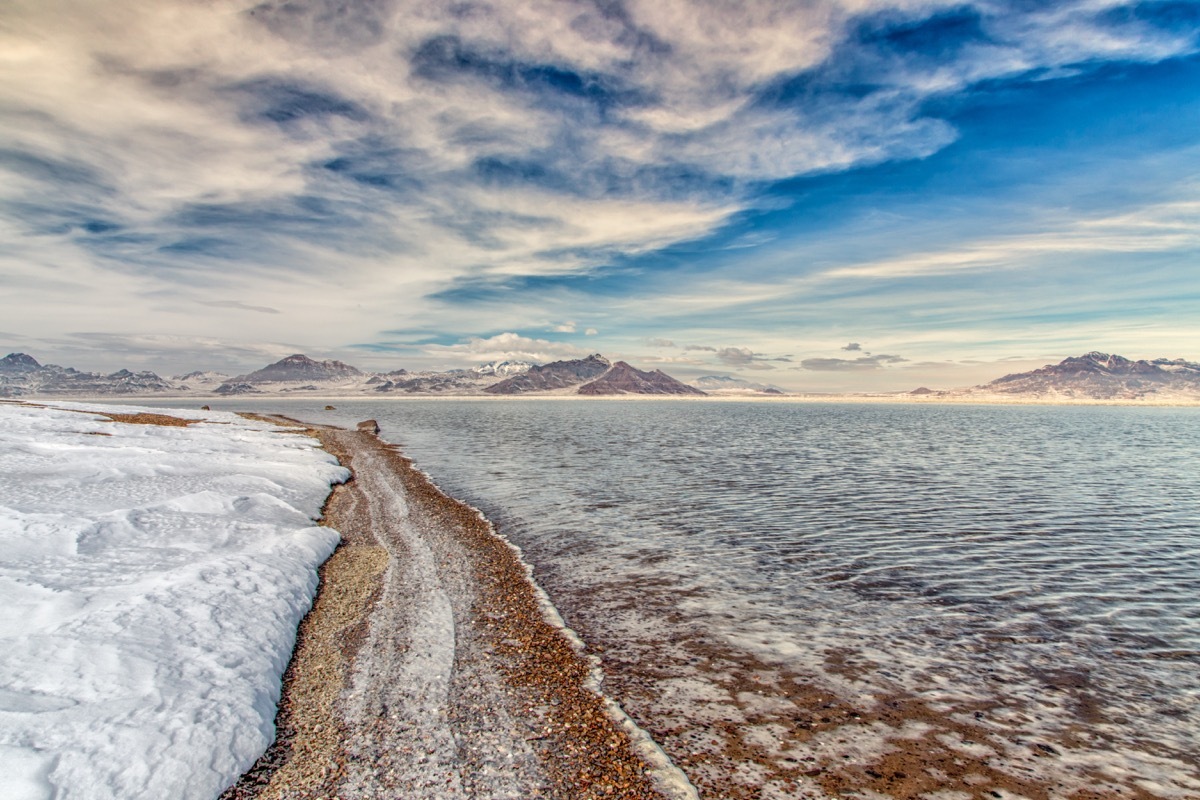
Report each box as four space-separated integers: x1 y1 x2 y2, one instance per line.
716 346 792 371
197 300 280 315
799 353 908 371
0 0 1196 377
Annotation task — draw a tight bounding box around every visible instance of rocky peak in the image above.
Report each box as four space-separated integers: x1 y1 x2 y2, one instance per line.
982 352 1196 399
0 353 42 372
484 354 612 394
240 353 362 383
578 361 705 396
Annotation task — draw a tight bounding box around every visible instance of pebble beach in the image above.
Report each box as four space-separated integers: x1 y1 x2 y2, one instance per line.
220 416 694 800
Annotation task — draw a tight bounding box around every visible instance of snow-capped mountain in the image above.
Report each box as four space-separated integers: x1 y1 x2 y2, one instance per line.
0 352 41 374
0 353 174 397
485 355 612 394
980 352 1200 399
473 360 534 377
172 370 231 390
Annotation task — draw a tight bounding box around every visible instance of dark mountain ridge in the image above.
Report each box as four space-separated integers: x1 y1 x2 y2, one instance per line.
0 353 172 397
484 354 612 394
236 353 362 383
0 352 41 373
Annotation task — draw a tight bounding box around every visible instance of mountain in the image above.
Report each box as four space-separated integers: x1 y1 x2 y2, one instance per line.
578 361 706 396
0 354 173 397
691 375 784 395
237 354 362 383
172 370 231 390
1151 358 1200 378
371 374 486 394
981 352 1200 399
484 354 611 394
0 353 42 374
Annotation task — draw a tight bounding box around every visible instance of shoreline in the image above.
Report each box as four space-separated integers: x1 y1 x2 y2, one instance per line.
221 415 695 800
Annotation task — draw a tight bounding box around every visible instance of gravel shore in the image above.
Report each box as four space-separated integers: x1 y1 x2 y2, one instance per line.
220 417 692 800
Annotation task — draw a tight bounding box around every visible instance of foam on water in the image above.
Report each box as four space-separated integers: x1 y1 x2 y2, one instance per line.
138 398 1200 797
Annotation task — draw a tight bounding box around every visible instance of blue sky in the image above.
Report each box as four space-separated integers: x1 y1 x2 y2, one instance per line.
1 0 1198 390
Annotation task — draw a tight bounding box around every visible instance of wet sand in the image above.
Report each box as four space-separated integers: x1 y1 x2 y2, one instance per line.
523 559 1198 800
220 417 690 800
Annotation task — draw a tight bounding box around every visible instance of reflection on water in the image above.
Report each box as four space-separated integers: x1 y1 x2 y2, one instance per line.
151 399 1200 797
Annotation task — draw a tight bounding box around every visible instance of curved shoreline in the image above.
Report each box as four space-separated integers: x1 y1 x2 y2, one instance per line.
221 416 694 800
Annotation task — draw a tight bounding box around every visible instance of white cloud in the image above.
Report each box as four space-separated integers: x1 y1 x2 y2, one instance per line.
422 332 587 364
1 0 1195 374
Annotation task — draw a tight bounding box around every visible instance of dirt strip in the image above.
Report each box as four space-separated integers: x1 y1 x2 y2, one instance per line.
221 417 687 800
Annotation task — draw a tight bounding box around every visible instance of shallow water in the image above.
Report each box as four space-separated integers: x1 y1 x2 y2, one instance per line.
143 399 1200 797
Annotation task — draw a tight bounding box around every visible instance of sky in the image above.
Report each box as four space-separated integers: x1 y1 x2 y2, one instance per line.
1 0 1198 392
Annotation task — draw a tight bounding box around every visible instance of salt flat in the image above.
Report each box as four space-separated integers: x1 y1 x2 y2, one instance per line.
0 401 347 800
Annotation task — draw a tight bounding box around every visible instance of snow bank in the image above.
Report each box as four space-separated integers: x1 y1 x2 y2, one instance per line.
0 402 348 800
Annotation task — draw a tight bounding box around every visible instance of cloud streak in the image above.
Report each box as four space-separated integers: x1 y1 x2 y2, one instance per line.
800 354 908 371
197 300 280 315
0 0 1197 379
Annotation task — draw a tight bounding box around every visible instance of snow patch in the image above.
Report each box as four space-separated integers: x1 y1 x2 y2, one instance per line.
0 401 348 800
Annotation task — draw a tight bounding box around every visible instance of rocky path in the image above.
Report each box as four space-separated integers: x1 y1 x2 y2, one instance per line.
221 419 693 800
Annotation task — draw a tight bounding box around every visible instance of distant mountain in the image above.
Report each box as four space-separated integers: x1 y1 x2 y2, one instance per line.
579 361 706 396
484 354 611 394
691 375 784 394
0 353 41 374
0 353 173 397
1151 358 1200 378
473 360 534 377
981 352 1200 399
371 374 483 394
10 347 1196 403
172 370 231 390
214 382 262 396
236 354 362 383
176 370 231 382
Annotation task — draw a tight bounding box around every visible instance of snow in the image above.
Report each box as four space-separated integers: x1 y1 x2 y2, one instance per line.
0 401 348 800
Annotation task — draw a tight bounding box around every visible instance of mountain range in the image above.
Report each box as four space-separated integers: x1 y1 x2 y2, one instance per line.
974 351 1200 400
0 352 706 398
2 350 1198 402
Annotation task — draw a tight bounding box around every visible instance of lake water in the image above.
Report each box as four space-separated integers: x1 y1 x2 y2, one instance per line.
142 398 1200 798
